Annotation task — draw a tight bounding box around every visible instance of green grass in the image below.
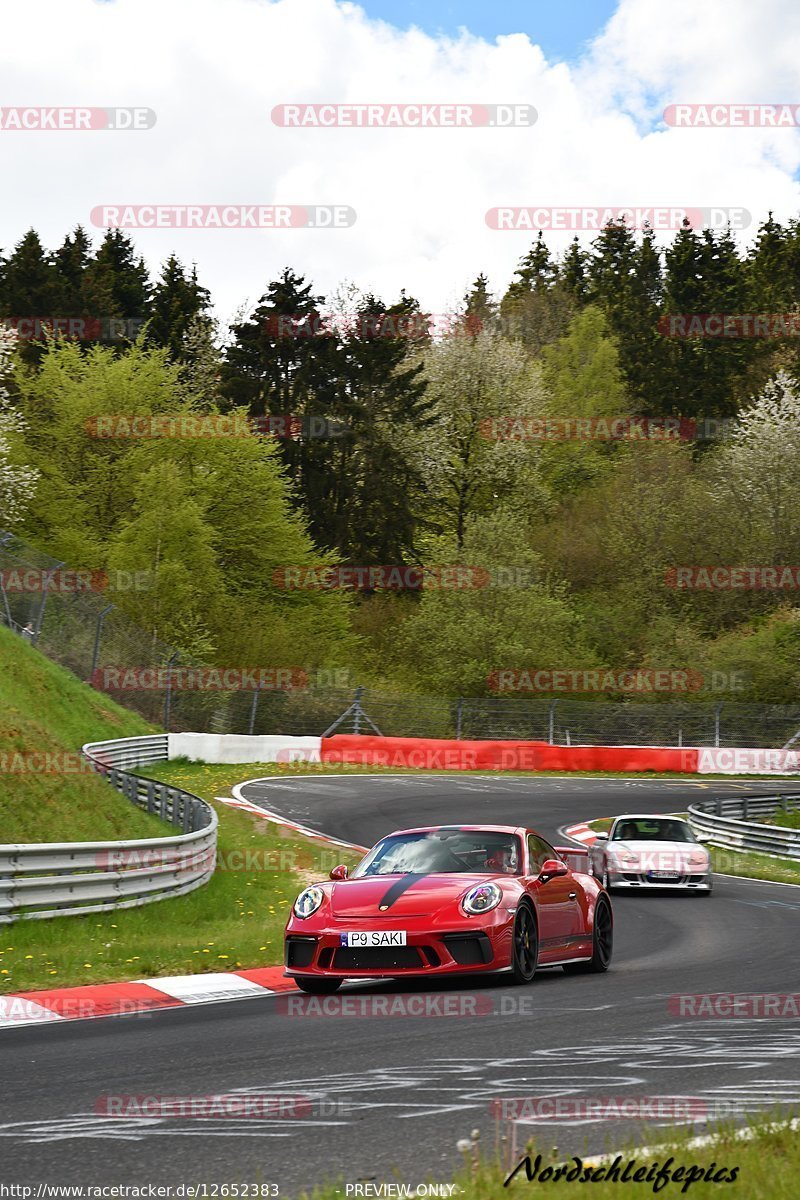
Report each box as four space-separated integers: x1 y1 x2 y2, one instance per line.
295 1116 799 1199
583 815 800 885
0 624 166 842
0 795 361 992
709 846 800 884
764 809 800 830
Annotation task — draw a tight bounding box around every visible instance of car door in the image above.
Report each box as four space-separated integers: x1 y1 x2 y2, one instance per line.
590 826 612 878
526 834 583 961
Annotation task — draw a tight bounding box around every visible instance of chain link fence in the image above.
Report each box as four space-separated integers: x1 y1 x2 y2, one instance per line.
2 528 800 749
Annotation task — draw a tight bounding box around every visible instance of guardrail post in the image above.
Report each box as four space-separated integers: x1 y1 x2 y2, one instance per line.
714 703 723 748
247 681 262 735
548 700 558 745
455 698 464 740
90 604 114 680
0 572 13 631
742 796 748 820
163 651 180 731
34 560 65 645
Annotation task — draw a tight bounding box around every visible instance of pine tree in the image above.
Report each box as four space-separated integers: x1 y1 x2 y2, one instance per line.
54 226 92 314
560 238 590 305
223 268 337 418
463 274 498 335
508 232 557 295
330 292 433 563
149 257 211 360
500 234 574 354
1 230 61 316
663 224 758 420
748 213 794 311
221 268 342 539
587 220 668 416
82 230 152 343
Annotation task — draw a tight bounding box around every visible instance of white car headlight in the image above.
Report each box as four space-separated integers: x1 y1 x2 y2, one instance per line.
689 852 709 867
293 885 324 919
462 882 503 916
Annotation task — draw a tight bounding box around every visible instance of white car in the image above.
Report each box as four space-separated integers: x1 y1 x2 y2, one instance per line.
589 814 712 895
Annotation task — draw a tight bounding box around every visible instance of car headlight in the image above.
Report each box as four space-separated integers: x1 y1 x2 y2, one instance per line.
689 852 709 867
462 882 503 916
293 885 324 919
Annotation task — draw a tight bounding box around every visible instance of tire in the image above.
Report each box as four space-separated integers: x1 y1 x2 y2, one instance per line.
294 976 342 995
511 903 538 984
563 895 613 975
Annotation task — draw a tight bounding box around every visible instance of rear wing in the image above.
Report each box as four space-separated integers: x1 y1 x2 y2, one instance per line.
554 845 589 873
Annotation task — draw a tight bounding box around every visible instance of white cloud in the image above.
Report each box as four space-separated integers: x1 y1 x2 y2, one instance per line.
0 0 798 325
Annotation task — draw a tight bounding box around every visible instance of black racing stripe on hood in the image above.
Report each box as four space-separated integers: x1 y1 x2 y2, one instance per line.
379 873 428 909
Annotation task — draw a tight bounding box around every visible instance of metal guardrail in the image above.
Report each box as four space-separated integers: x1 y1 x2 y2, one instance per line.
688 794 800 860
0 735 217 923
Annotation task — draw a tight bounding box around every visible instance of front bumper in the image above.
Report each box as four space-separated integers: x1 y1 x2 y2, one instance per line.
607 869 712 891
284 913 514 978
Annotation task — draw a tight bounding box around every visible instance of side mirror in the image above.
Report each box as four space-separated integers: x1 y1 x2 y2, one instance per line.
329 864 349 881
538 859 569 881
594 832 609 841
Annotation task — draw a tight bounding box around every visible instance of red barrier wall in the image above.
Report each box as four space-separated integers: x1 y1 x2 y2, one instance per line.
320 735 699 774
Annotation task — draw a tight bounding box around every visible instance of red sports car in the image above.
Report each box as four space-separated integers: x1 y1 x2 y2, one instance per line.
284 824 612 993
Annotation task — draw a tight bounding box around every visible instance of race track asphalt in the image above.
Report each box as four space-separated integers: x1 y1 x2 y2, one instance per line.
2 774 798 1194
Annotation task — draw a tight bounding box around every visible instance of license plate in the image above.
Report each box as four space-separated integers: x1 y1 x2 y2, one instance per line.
649 871 680 880
340 930 407 947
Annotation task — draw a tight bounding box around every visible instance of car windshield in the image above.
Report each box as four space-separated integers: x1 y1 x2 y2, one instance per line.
352 831 522 877
611 818 697 843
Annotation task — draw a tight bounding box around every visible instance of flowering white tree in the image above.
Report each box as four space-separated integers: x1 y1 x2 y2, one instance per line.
0 329 38 527
414 330 551 547
707 371 800 559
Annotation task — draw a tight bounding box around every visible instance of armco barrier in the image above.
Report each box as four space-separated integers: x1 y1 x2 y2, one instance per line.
320 735 698 774
688 794 800 860
0 736 217 924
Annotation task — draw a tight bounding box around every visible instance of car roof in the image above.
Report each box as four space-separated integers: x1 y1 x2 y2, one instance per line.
611 814 688 822
385 824 530 838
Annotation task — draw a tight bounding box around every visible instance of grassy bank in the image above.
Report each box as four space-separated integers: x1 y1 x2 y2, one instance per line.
0 790 361 992
0 624 165 842
296 1117 799 1199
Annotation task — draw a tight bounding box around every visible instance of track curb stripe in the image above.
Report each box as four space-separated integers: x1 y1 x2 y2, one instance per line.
563 821 598 846
0 967 297 1028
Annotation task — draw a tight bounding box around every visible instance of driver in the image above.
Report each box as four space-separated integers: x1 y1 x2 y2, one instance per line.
485 843 518 874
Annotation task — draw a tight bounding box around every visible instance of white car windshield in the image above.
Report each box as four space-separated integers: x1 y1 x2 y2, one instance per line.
611 818 697 843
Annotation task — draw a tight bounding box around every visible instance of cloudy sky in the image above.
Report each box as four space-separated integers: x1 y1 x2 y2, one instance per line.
2 0 799 326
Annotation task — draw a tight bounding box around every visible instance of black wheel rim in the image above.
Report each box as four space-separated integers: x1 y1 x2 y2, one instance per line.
514 907 537 977
595 900 613 965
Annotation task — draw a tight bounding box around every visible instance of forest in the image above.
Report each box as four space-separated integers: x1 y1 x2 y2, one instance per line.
1 217 799 703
